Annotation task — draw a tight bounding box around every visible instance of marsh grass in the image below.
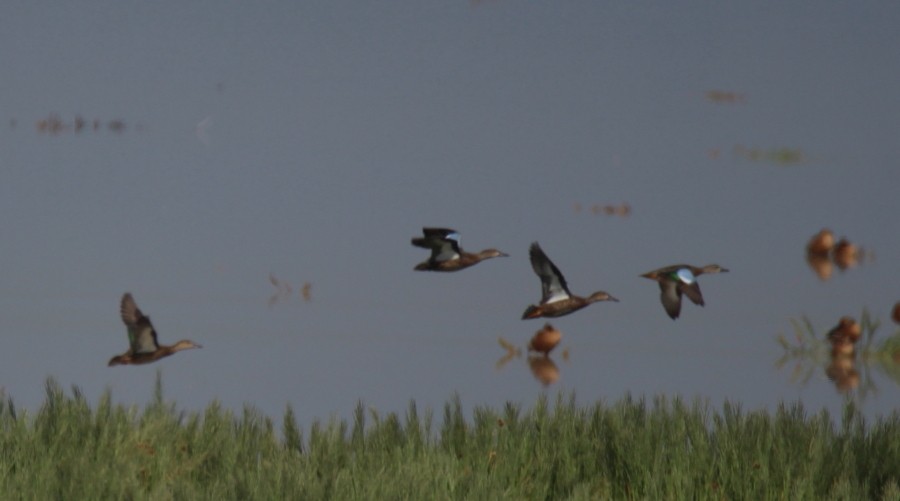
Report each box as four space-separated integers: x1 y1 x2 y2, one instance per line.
1 380 900 499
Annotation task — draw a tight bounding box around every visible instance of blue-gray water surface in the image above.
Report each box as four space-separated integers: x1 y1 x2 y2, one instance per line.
1 1 898 428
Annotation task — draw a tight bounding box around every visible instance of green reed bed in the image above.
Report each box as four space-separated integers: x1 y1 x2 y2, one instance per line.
1 381 899 499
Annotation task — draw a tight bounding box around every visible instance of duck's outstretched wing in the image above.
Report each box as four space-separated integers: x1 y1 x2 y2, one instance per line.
120 293 160 354
529 243 571 304
658 281 682 319
412 227 461 262
680 281 705 306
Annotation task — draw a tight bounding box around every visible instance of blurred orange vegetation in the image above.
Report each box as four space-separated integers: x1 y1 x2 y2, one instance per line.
33 113 135 135
573 202 631 218
734 145 806 165
705 90 746 104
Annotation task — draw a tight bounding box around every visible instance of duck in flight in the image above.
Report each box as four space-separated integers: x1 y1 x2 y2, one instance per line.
108 293 202 366
411 227 508 271
522 242 618 319
640 264 728 319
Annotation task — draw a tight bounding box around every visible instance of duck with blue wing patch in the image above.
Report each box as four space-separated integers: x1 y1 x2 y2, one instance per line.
640 264 728 320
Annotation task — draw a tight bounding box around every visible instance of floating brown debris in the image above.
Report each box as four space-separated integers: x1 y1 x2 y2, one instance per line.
705 90 746 104
267 273 293 308
892 302 900 325
36 113 65 134
497 336 517 353
31 113 138 135
108 119 126 133
495 336 521 370
301 282 312 302
578 202 631 218
527 323 561 356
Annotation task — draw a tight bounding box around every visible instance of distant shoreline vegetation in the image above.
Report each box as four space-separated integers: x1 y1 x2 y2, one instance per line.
1 380 899 499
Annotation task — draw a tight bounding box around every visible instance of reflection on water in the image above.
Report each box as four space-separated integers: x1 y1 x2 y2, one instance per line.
527 355 559 386
805 253 833 281
497 325 570 387
776 311 900 397
826 356 860 393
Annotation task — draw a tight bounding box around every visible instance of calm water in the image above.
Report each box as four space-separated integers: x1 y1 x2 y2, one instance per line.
1 2 899 427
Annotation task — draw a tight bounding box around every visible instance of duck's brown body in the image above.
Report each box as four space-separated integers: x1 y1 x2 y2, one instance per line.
414 250 507 272
522 293 616 319
522 242 618 320
108 340 201 366
412 227 507 272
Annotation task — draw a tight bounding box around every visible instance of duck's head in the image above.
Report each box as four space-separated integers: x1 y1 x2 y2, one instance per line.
587 291 619 303
700 264 729 274
479 249 509 259
172 340 203 352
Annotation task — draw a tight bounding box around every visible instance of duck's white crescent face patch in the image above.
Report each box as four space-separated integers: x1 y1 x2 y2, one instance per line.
675 268 696 284
447 232 460 243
